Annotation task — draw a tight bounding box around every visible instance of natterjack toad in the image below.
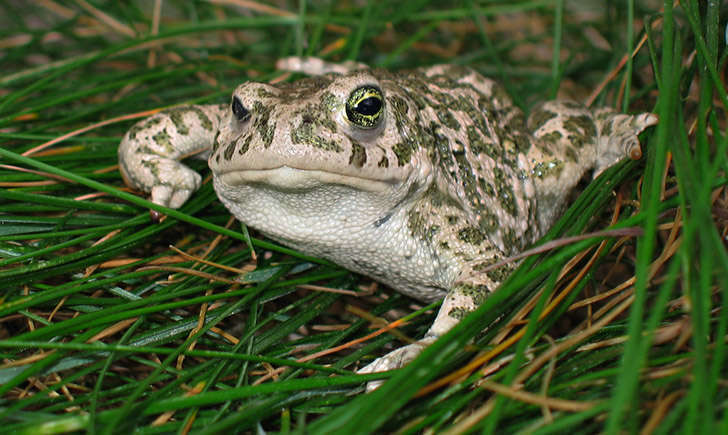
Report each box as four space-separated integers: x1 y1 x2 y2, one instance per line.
118 57 657 384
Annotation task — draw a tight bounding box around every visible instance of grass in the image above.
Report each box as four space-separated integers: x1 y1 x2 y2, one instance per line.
0 0 726 433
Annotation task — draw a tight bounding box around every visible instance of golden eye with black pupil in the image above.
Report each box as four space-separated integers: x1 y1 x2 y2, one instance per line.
345 85 383 129
231 96 250 122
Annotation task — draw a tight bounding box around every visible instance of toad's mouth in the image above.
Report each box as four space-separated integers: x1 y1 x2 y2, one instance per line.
217 166 396 192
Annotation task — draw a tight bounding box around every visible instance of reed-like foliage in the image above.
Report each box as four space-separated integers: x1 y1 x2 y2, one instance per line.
0 1 725 433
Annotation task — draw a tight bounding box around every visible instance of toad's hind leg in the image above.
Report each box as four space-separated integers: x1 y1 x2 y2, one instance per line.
525 101 657 233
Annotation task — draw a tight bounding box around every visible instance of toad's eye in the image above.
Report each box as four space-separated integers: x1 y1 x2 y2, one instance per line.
231 96 250 122
345 85 383 129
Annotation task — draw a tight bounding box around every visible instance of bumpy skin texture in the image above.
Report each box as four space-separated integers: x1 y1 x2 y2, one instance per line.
119 57 657 387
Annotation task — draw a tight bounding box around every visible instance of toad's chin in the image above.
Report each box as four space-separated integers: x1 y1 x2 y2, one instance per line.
216 166 396 192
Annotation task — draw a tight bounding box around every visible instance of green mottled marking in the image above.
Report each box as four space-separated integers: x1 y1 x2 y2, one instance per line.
321 117 337 133
389 95 410 133
314 97 339 134
531 159 564 179
127 124 143 141
437 109 461 131
504 110 527 132
407 210 426 239
168 107 214 135
238 134 253 155
129 117 162 141
424 185 460 210
423 193 441 213
141 159 161 178
454 149 481 210
409 93 429 111
262 121 276 147
566 131 588 149
467 125 497 157
564 144 579 162
291 116 342 152
539 130 563 147
378 155 389 168
432 89 456 107
431 123 454 168
501 227 518 251
144 117 163 129
595 109 614 122
477 176 495 197
473 258 513 283
530 108 557 130
273 75 334 105
223 142 236 161
500 111 530 153
456 283 489 305
455 95 489 138
251 102 275 148
493 167 518 216
256 87 276 99
152 129 174 154
478 211 499 233
424 224 440 242
486 266 512 283
563 115 597 148
212 131 220 152
197 108 214 130
600 118 613 137
428 73 484 99
349 142 367 167
477 96 496 115
458 227 485 245
561 101 583 109
168 110 189 135
319 91 338 111
472 260 494 272
389 95 409 115
138 144 156 155
448 307 468 320
512 132 531 153
392 140 415 166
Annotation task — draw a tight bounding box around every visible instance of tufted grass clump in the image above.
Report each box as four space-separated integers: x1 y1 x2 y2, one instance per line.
0 1 725 433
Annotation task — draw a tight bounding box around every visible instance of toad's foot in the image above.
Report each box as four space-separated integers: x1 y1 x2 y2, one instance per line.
118 104 227 209
119 151 203 209
356 282 484 391
357 336 436 392
592 109 659 177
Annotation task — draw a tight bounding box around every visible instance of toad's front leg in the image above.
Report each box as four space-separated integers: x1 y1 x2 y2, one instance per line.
118 104 228 208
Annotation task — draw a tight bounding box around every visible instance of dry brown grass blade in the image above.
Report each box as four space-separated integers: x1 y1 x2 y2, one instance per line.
585 0 679 107
22 109 162 156
251 315 412 385
74 0 136 37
